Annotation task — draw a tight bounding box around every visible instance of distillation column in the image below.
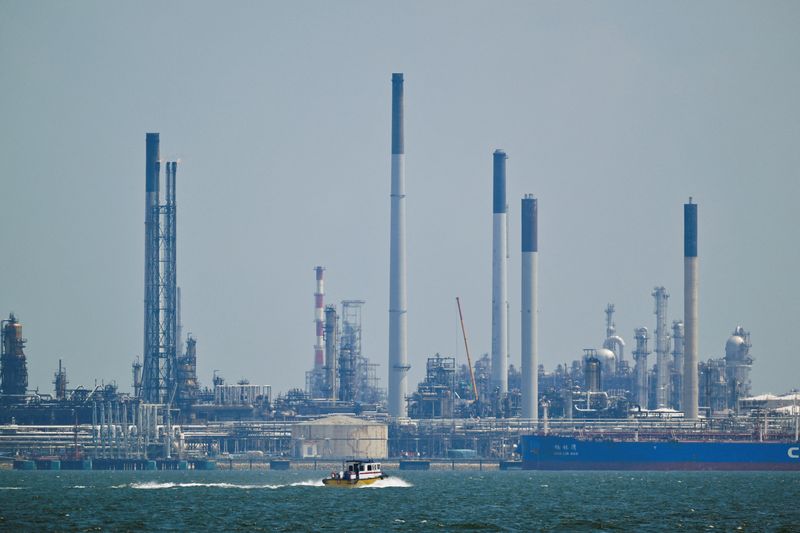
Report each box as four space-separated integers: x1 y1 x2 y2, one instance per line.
521 195 538 420
1 314 28 397
671 320 684 410
683 200 699 419
632 327 650 408
653 287 670 408
324 305 339 402
491 150 509 395
388 73 409 417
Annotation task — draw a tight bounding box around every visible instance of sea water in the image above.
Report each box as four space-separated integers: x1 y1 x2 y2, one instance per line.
1 470 798 531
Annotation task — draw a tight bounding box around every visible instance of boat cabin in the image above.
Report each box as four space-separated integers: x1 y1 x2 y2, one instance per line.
342 460 382 479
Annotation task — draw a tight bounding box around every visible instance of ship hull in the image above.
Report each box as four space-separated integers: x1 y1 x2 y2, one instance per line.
521 435 800 471
322 475 386 487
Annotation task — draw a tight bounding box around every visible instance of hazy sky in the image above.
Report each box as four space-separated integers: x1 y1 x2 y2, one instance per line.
1 1 798 398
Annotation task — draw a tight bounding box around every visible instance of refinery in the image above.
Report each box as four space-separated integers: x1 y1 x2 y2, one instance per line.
1 73 798 471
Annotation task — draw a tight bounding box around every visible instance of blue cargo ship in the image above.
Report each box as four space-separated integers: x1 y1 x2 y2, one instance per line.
521 434 800 471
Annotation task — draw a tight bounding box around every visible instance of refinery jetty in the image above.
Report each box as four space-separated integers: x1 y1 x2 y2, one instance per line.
2 74 798 471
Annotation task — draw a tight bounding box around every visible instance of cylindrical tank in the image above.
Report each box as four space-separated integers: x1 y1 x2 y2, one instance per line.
584 356 601 392
291 415 388 459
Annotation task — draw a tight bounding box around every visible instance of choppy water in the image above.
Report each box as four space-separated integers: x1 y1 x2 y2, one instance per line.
1 470 798 531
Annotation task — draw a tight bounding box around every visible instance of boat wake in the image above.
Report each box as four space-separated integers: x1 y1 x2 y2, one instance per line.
290 479 325 487
126 479 326 490
128 481 283 490
121 477 408 490
358 477 412 488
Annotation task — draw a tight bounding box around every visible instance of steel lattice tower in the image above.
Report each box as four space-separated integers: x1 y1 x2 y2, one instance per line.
141 133 178 404
159 161 178 404
339 300 364 403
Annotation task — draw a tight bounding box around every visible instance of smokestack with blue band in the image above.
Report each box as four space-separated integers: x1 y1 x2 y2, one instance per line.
142 133 160 402
492 150 509 395
683 199 699 419
388 73 408 417
521 194 538 419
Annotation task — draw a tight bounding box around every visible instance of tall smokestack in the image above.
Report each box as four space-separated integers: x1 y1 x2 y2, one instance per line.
142 133 160 403
314 267 325 369
521 195 538 420
491 150 509 395
683 199 699 419
388 73 408 417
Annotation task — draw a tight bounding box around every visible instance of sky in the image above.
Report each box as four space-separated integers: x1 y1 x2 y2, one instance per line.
1 1 798 398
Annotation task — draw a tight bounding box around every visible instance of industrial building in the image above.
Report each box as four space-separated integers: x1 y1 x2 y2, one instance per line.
403 301 754 421
0 76 792 469
302 272 384 414
1 314 28 400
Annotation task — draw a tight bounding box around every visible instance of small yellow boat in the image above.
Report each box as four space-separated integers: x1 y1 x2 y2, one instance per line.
322 460 388 487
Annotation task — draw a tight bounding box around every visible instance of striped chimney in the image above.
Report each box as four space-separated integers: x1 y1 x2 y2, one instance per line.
314 266 325 369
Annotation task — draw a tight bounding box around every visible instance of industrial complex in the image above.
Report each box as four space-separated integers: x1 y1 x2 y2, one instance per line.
1 73 797 471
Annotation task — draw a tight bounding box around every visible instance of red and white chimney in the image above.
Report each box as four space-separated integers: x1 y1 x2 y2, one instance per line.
314 266 325 369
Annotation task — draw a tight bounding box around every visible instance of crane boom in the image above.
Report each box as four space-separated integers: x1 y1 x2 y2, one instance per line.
456 297 479 403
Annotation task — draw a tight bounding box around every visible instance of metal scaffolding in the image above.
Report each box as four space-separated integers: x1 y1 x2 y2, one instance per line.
53 359 68 401
176 335 199 409
141 132 179 405
339 300 364 402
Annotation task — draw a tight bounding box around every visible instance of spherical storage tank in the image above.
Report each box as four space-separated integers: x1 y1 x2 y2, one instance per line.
291 415 388 459
725 326 748 362
595 348 616 375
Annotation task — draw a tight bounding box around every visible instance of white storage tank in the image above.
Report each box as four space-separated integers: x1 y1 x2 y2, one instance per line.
595 348 616 375
291 415 388 459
